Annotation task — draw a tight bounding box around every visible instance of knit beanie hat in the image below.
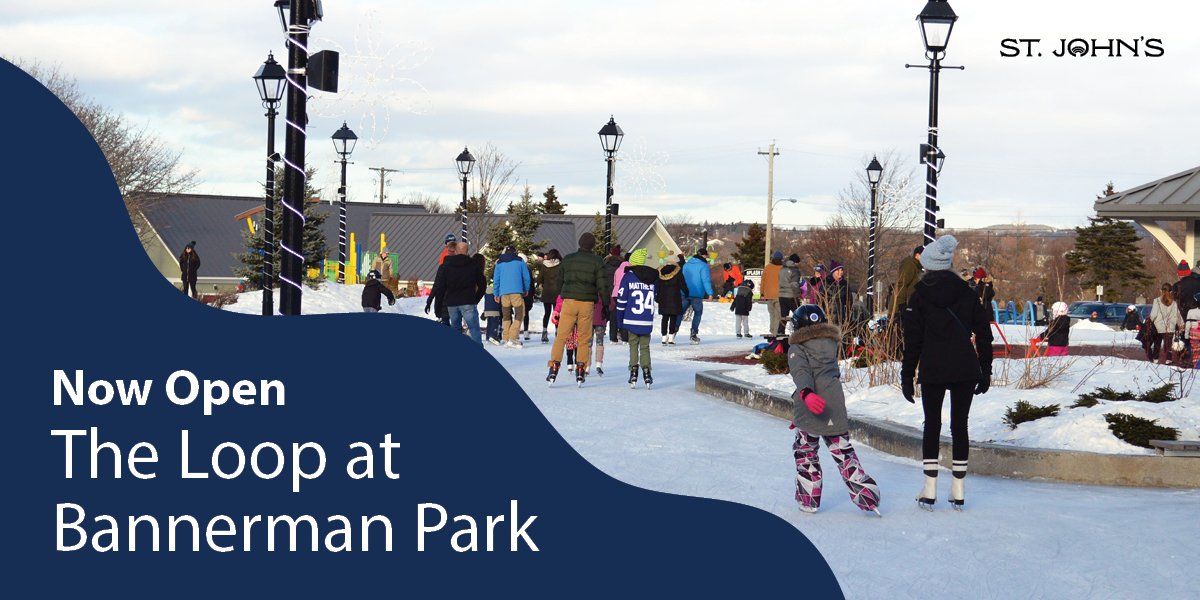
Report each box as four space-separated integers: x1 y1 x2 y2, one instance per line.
629 248 648 266
829 259 844 274
772 251 784 261
578 232 596 251
1178 260 1192 277
920 235 958 271
974 267 987 279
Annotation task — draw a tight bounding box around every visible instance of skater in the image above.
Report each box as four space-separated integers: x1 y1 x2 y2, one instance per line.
603 245 624 343
360 269 395 312
482 285 502 344
537 249 562 343
1039 301 1070 356
901 235 992 511
761 251 783 336
425 242 456 326
730 279 755 338
550 296 580 370
431 242 486 344
493 245 531 348
656 262 687 345
1188 291 1200 369
615 249 659 387
179 241 200 299
826 260 851 326
1173 261 1200 363
547 233 609 386
777 254 804 335
1148 282 1183 364
609 250 632 344
891 246 924 322
591 294 608 375
682 248 714 344
787 304 880 515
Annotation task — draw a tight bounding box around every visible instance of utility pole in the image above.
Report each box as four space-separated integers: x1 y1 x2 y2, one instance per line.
368 167 400 203
758 141 780 269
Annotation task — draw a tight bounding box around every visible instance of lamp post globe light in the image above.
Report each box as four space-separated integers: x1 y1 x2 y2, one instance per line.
765 197 797 269
865 156 883 316
332 122 357 284
253 52 286 316
598 116 624 255
908 0 961 247
455 147 475 244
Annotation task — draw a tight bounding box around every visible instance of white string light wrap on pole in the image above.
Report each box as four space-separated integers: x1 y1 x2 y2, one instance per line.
279 19 311 299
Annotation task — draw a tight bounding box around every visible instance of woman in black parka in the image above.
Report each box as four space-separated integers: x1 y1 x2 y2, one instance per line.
179 241 201 299
900 235 993 512
655 262 688 345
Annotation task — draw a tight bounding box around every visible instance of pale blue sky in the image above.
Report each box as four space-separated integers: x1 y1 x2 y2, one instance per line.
3 0 1198 228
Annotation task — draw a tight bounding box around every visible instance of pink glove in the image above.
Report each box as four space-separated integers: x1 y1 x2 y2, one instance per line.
802 390 826 415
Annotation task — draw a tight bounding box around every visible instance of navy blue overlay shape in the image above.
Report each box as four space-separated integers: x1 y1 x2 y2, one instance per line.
0 59 842 598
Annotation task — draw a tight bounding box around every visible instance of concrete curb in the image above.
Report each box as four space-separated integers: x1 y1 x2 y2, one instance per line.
695 369 1200 489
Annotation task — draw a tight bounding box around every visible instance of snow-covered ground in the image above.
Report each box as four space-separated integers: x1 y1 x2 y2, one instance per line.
220 283 1199 597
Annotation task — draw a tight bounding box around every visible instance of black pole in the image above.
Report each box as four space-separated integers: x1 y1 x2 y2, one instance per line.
263 104 277 316
337 158 348 284
604 155 615 254
923 55 941 245
280 0 310 315
867 182 878 315
460 175 469 244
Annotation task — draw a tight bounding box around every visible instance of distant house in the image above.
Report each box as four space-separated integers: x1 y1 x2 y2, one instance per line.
138 193 682 290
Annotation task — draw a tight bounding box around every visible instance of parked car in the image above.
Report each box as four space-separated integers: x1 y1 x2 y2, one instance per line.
1067 302 1141 330
1075 302 1128 331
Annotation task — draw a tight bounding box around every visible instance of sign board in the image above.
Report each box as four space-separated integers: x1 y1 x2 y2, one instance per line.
744 268 763 292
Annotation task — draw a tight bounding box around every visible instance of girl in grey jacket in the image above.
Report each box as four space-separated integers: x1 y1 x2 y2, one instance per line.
787 304 881 515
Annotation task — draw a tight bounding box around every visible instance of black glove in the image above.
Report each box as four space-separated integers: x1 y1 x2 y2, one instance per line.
975 374 991 395
602 304 611 322
388 299 396 306
423 301 431 315
901 376 915 404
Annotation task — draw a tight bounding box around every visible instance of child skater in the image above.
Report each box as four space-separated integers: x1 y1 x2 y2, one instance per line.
730 279 755 338
483 284 503 344
615 248 659 388
592 297 608 376
788 304 881 515
551 295 580 370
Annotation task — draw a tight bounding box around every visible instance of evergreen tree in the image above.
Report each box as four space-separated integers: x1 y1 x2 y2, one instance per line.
482 221 516 280
590 212 619 257
509 185 547 256
1066 216 1153 301
540 185 567 214
236 165 328 289
733 223 766 267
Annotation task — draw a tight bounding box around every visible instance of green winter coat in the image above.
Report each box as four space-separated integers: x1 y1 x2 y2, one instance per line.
537 259 562 302
788 323 850 436
558 250 609 302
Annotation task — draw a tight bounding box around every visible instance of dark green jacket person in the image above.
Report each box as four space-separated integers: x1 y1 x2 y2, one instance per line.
559 233 610 302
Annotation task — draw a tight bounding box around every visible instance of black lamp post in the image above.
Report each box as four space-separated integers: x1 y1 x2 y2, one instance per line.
865 156 883 316
274 0 322 315
332 122 357 284
456 147 475 244
253 52 285 316
907 0 962 246
598 116 624 254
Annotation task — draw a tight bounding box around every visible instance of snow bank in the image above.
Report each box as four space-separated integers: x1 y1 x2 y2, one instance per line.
724 356 1199 455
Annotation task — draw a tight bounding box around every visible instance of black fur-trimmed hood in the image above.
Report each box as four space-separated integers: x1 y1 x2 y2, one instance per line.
789 323 841 345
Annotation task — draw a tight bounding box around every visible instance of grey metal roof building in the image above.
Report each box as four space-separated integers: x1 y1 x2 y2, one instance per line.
139 193 681 287
1094 165 1200 266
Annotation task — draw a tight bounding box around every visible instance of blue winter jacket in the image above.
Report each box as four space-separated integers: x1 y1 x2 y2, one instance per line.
682 256 714 298
492 253 530 296
615 266 659 336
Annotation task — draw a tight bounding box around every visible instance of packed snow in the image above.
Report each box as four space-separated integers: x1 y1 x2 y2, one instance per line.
219 282 1198 598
